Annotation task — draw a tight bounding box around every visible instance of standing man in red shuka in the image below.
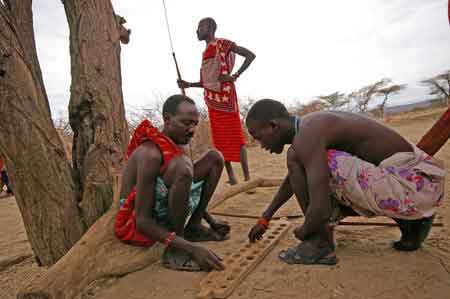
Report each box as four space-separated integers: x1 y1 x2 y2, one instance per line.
178 17 256 185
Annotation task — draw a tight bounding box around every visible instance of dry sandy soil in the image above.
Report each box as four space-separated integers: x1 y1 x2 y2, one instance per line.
1 108 449 299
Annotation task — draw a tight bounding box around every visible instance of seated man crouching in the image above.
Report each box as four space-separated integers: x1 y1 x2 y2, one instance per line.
246 99 445 265
115 95 229 271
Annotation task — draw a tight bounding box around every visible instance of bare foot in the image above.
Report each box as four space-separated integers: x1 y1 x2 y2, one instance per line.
184 224 229 242
226 179 238 186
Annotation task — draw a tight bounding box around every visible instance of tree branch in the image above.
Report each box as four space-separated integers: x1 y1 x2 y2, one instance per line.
115 14 131 44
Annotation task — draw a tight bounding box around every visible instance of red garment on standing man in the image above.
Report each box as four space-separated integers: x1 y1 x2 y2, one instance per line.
200 38 246 162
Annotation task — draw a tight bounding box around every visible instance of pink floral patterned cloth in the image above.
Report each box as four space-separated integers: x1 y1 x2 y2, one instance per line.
327 145 445 220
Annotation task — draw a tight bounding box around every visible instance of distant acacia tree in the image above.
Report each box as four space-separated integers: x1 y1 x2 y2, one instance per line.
293 99 326 116
376 82 407 118
239 97 256 120
317 91 348 111
126 93 165 132
349 78 391 113
421 69 450 105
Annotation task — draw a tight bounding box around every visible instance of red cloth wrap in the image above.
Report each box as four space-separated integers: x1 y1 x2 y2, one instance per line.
201 39 246 162
208 106 246 162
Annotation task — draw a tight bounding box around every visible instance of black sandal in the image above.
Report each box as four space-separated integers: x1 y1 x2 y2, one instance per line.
279 242 337 265
162 247 202 272
393 215 435 251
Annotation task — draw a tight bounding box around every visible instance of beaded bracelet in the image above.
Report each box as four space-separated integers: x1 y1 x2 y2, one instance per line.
257 217 269 230
164 232 176 247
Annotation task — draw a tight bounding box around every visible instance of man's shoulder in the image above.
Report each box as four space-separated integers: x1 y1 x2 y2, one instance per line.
217 38 235 46
297 112 327 132
302 110 340 120
300 111 347 131
293 112 336 155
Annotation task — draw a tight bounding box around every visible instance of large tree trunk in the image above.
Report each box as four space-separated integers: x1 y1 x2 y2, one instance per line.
0 0 130 266
63 0 130 228
0 1 85 266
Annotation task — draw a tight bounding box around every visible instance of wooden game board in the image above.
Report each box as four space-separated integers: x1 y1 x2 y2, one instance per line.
197 219 291 299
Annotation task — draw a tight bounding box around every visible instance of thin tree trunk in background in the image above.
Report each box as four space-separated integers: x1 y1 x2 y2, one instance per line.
0 0 85 266
380 94 388 119
63 0 130 227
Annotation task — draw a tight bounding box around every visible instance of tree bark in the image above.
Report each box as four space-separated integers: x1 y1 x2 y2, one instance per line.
380 94 389 119
0 0 130 266
62 0 130 227
0 1 85 266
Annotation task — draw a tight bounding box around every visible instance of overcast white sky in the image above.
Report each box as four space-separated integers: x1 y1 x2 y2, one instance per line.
32 0 450 118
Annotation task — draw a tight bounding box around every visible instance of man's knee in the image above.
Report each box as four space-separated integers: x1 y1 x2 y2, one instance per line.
206 149 224 168
169 156 194 183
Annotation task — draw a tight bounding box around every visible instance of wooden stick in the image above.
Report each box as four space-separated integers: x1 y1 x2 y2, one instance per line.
210 211 302 220
172 52 185 95
209 178 263 210
338 221 443 227
210 212 443 227
209 177 282 210
417 106 450 156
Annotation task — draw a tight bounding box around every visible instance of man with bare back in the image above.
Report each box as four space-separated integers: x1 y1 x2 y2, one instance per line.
115 95 229 271
246 99 445 265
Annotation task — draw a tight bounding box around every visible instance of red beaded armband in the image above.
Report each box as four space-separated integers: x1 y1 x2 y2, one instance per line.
257 217 269 230
164 232 176 247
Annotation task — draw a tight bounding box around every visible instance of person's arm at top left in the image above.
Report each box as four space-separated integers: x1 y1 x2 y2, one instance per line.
219 44 256 83
177 80 202 89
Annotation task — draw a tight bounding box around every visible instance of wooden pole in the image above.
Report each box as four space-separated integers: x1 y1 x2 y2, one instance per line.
172 52 185 95
417 106 450 156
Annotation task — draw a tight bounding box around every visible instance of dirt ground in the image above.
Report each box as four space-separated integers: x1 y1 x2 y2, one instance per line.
1 107 449 299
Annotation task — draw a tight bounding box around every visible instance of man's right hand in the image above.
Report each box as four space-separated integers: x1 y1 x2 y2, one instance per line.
190 245 225 271
248 223 266 242
177 79 190 89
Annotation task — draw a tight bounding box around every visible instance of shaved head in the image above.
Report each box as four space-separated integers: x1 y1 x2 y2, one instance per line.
200 17 217 33
246 99 290 126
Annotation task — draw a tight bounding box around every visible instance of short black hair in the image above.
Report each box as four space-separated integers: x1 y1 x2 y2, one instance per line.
201 17 217 33
246 99 290 124
162 94 196 116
